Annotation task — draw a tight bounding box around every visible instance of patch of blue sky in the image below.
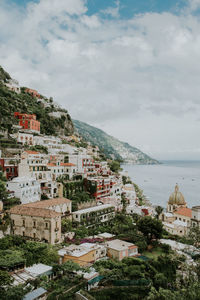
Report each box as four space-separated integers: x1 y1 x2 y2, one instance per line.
9 0 38 6
86 0 188 18
8 0 188 18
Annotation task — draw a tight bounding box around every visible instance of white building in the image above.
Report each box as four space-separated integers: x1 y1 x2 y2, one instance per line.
5 79 20 94
7 176 41 204
72 204 115 226
12 264 53 286
69 153 94 176
163 220 188 236
12 132 34 145
191 206 200 227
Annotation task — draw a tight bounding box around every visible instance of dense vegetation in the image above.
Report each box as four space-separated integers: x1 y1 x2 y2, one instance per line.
0 66 73 136
0 235 58 269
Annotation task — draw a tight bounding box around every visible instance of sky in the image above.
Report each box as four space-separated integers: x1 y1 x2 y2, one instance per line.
1 0 200 160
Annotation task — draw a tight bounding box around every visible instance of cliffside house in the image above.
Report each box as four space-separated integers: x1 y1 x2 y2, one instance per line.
25 88 41 98
14 112 40 133
0 158 18 180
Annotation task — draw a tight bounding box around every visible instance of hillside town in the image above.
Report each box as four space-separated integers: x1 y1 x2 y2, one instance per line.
0 76 200 300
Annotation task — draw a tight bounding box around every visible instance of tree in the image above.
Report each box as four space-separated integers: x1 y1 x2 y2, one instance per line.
0 180 8 203
121 193 128 213
108 160 121 173
137 216 163 243
189 226 200 247
61 219 73 233
154 273 168 289
0 270 13 287
155 206 163 220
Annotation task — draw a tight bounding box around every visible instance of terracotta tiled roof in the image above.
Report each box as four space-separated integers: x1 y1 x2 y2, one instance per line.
23 198 71 208
47 163 56 167
25 150 39 154
60 163 75 167
175 207 192 218
10 205 61 218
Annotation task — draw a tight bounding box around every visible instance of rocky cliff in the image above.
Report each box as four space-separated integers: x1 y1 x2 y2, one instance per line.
73 119 159 164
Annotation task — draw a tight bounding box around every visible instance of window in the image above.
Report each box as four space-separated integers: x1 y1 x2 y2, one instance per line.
23 219 25 226
45 222 48 229
33 233 36 239
33 221 36 228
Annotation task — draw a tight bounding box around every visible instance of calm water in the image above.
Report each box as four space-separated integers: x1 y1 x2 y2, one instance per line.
122 161 200 208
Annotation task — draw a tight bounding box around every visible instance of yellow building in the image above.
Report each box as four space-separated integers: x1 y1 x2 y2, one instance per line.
63 249 95 267
58 243 106 267
10 205 61 244
106 239 138 261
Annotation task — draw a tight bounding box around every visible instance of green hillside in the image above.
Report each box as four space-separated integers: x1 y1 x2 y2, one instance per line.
0 66 74 136
73 119 159 164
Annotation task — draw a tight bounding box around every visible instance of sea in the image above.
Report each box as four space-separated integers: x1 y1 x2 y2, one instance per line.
121 161 200 208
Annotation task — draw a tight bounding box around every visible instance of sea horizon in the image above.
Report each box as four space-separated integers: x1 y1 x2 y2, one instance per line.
122 160 200 208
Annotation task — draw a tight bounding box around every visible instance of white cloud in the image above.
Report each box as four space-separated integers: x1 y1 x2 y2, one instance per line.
188 0 200 11
1 0 200 158
100 0 120 18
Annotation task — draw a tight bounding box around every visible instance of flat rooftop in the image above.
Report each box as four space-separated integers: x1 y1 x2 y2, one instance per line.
73 204 114 214
25 263 52 276
106 239 137 251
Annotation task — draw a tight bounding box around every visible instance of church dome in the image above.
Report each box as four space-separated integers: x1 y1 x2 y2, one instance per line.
168 184 186 205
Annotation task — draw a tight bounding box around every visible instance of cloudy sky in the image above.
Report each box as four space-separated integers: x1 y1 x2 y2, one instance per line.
1 0 200 160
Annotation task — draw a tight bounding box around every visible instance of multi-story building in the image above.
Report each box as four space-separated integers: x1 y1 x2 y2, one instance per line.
22 197 72 217
87 177 113 200
22 151 51 181
69 153 94 176
163 220 188 236
174 207 192 228
7 176 41 204
95 161 111 177
191 206 200 227
10 204 62 244
0 157 18 180
14 112 40 133
72 204 115 227
60 162 76 179
16 132 34 145
47 161 64 180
